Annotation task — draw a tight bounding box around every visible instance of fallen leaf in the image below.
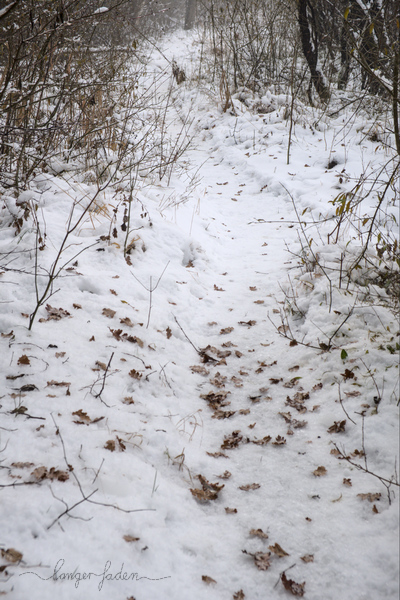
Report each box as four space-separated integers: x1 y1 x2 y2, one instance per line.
129 369 142 380
239 483 260 491
1 330 14 338
202 575 217 585
372 504 379 513
96 361 107 371
1 548 23 563
301 554 314 563
47 380 71 387
190 365 209 375
250 528 269 539
225 507 237 514
313 466 327 477
218 471 232 479
121 396 135 406
221 430 244 449
249 286 257 291
120 317 134 327
201 390 231 410
231 376 243 387
73 303 82 310
272 435 286 446
281 572 305 596
343 478 352 486
11 462 34 468
341 369 356 380
17 355 30 366
233 590 245 600
117 436 126 451
252 436 271 446
55 352 66 358
42 304 71 321
269 543 289 557
207 451 229 458
19 384 38 392
327 420 346 433
344 390 361 397
123 535 140 543
166 327 172 339
31 466 69 482
214 284 225 291
104 440 116 452
242 550 271 570
238 320 256 327
220 327 234 334
72 410 92 424
190 488 219 502
357 492 381 502
212 409 236 419
102 308 116 318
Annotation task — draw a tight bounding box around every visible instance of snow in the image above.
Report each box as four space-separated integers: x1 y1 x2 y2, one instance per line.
0 30 399 600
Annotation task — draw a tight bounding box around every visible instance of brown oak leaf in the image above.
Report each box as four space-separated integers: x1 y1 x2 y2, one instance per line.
281 572 305 596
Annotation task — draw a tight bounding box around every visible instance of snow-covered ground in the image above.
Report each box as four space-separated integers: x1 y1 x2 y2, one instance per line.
0 30 399 600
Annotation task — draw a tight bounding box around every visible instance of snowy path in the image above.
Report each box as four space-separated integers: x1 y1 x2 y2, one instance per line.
1 31 399 600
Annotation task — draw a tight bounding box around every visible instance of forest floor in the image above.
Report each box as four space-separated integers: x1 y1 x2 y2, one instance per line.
0 29 399 600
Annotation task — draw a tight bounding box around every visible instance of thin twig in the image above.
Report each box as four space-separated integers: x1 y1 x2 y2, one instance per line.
338 383 357 425
94 352 114 402
173 315 200 353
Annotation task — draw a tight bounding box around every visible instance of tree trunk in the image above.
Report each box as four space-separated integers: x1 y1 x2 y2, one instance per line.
184 0 196 30
297 0 330 102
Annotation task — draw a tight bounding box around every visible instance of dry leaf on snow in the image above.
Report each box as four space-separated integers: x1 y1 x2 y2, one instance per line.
242 550 271 570
40 304 71 321
202 575 217 585
190 365 209 375
252 436 271 446
221 431 245 449
220 327 234 334
47 380 71 387
281 572 305 596
301 554 314 563
233 590 245 599
357 493 381 502
250 528 269 539
120 317 134 327
31 466 69 482
212 409 236 419
129 369 142 380
269 543 289 557
123 535 140 543
17 355 30 365
272 436 286 446
207 451 229 459
104 440 116 452
225 507 237 514
313 466 327 477
327 420 346 433
102 308 116 318
239 483 260 491
1 548 23 563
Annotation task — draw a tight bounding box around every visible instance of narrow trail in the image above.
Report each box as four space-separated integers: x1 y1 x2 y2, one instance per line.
2 31 398 600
